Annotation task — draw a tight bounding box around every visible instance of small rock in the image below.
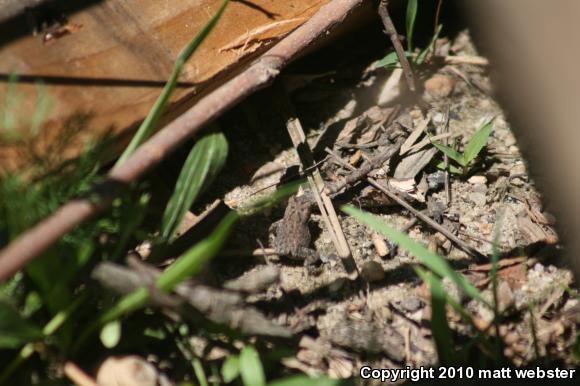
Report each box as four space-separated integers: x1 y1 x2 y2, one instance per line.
432 112 445 125
424 74 455 99
360 261 385 282
400 297 422 312
477 98 492 109
379 306 393 321
459 214 473 224
469 192 487 206
427 171 446 190
409 109 422 119
328 277 347 293
328 356 353 379
442 277 464 304
497 280 515 313
468 175 487 185
97 356 158 386
479 222 493 236
509 167 527 186
504 135 517 147
472 183 487 194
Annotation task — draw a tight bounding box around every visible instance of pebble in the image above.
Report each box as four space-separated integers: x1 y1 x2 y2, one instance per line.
442 277 464 304
360 261 385 282
496 280 515 313
328 277 347 293
468 175 487 185
504 135 517 147
432 112 445 125
424 74 455 99
472 183 487 194
460 214 473 224
97 356 158 386
400 297 422 312
469 192 487 206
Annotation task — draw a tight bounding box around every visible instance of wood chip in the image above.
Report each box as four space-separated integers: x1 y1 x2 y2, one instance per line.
349 149 362 166
394 147 437 179
377 68 403 106
517 215 557 244
223 265 280 293
400 116 430 155
371 233 389 257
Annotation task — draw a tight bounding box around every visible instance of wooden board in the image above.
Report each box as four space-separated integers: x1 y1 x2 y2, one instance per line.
0 0 330 172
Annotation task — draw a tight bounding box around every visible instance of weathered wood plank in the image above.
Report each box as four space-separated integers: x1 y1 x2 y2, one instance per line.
0 0 329 172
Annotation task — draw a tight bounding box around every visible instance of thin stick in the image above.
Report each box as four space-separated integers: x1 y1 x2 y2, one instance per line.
377 0 416 92
404 131 460 155
371 182 485 261
275 83 356 275
442 104 451 206
63 362 98 386
328 135 405 195
325 149 487 262
442 55 489 66
434 0 444 36
0 0 365 282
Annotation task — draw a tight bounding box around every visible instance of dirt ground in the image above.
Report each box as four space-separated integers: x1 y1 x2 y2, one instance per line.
175 24 579 383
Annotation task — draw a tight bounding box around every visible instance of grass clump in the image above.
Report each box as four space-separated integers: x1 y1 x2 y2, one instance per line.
342 205 507 366
433 117 495 176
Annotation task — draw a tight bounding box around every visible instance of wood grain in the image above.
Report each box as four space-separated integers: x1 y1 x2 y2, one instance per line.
0 0 329 172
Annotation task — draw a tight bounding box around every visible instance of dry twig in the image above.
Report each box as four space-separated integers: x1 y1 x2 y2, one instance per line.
92 261 292 337
0 0 366 281
377 0 416 92
63 362 98 386
274 83 356 275
326 149 487 261
442 104 452 206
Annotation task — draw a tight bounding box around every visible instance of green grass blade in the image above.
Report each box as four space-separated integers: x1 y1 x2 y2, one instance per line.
160 131 228 243
415 267 454 365
77 182 298 350
193 358 209 386
416 24 442 65
0 343 34 384
76 210 238 350
239 346 266 386
432 142 465 166
405 0 418 52
100 319 121 348
463 117 494 165
157 210 238 291
110 193 150 261
0 300 43 349
0 287 87 383
342 205 489 307
436 161 462 174
267 376 343 386
115 0 229 167
375 51 414 69
236 180 303 217
221 355 240 383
